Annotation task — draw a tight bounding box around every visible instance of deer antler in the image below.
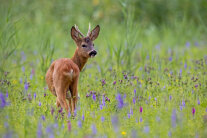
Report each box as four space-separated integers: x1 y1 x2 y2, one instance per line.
87 23 91 36
74 24 84 37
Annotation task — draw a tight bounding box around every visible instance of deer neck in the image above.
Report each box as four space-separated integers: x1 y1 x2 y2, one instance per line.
71 48 88 71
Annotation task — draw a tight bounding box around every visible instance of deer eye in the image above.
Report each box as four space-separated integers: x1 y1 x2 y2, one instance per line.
82 44 87 48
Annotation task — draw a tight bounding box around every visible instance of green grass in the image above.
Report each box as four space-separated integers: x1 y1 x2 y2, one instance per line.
0 0 207 137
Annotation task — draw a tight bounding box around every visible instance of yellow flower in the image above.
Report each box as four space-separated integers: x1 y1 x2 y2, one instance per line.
168 73 171 77
121 131 126 135
140 80 144 84
12 80 17 85
41 76 44 80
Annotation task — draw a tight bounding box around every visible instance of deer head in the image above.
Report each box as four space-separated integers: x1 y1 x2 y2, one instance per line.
71 23 100 58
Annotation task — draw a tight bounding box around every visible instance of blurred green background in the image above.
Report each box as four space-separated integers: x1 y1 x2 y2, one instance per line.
0 0 207 77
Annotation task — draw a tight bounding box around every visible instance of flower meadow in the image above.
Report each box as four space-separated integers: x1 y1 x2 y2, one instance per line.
1 0 207 138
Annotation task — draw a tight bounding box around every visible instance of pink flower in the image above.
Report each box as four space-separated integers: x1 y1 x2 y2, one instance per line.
140 106 143 113
192 108 195 116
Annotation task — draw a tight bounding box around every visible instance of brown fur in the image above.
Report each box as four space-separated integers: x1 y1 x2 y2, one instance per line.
45 24 100 114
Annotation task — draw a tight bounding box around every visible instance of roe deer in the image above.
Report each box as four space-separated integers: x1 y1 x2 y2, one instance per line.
45 24 100 114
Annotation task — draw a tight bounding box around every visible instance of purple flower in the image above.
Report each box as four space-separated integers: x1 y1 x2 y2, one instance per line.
77 120 82 128
21 66 25 72
113 81 116 85
179 69 182 75
169 95 172 100
39 101 41 106
91 124 97 135
184 63 187 69
139 106 143 113
128 113 130 118
82 114 85 121
34 93 36 99
100 104 103 110
130 108 133 115
0 93 7 108
68 112 71 118
133 98 136 104
67 121 71 131
37 123 42 138
101 116 104 122
140 117 143 122
27 93 32 101
58 108 63 113
51 107 54 115
46 126 53 138
169 57 172 61
149 96 151 100
186 42 190 48
92 93 96 101
101 79 106 86
44 93 47 97
106 97 110 102
134 89 136 95
182 100 185 107
195 84 198 88
192 108 195 116
194 42 199 47
180 105 183 111
143 126 150 133
41 115 45 121
116 93 124 109
171 109 176 128
197 99 200 105
168 131 172 137
24 82 29 91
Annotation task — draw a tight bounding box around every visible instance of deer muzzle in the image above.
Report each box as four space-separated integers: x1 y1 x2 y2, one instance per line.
89 50 97 57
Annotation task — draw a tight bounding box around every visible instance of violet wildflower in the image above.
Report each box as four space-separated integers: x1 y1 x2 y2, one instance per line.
149 96 151 100
6 91 8 98
67 120 71 131
106 97 110 102
180 105 183 111
91 124 97 135
39 101 41 106
134 89 136 96
24 82 29 91
92 93 96 101
169 57 172 61
130 108 133 115
34 93 36 99
68 112 71 118
113 81 116 85
143 126 150 133
139 106 143 113
101 79 106 86
27 93 32 101
46 126 54 138
82 114 85 121
184 63 187 69
51 107 54 115
197 99 200 105
133 98 136 104
128 113 130 118
58 108 63 113
44 93 47 97
182 100 185 107
41 115 45 121
100 104 103 110
168 131 172 137
171 109 176 128
169 95 172 100
140 117 143 122
37 123 42 138
0 93 7 108
186 42 190 47
86 93 90 98
77 120 82 128
192 108 195 116
116 93 124 109
195 84 198 88
101 116 104 122
22 66 25 72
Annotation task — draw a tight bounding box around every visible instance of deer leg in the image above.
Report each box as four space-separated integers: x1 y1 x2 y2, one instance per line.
56 98 60 108
56 87 69 113
66 89 72 113
70 78 78 114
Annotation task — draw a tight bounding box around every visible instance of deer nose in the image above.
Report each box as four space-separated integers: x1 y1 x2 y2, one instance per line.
89 50 97 57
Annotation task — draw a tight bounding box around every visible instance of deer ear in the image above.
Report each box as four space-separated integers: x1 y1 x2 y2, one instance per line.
89 25 100 41
71 26 80 42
